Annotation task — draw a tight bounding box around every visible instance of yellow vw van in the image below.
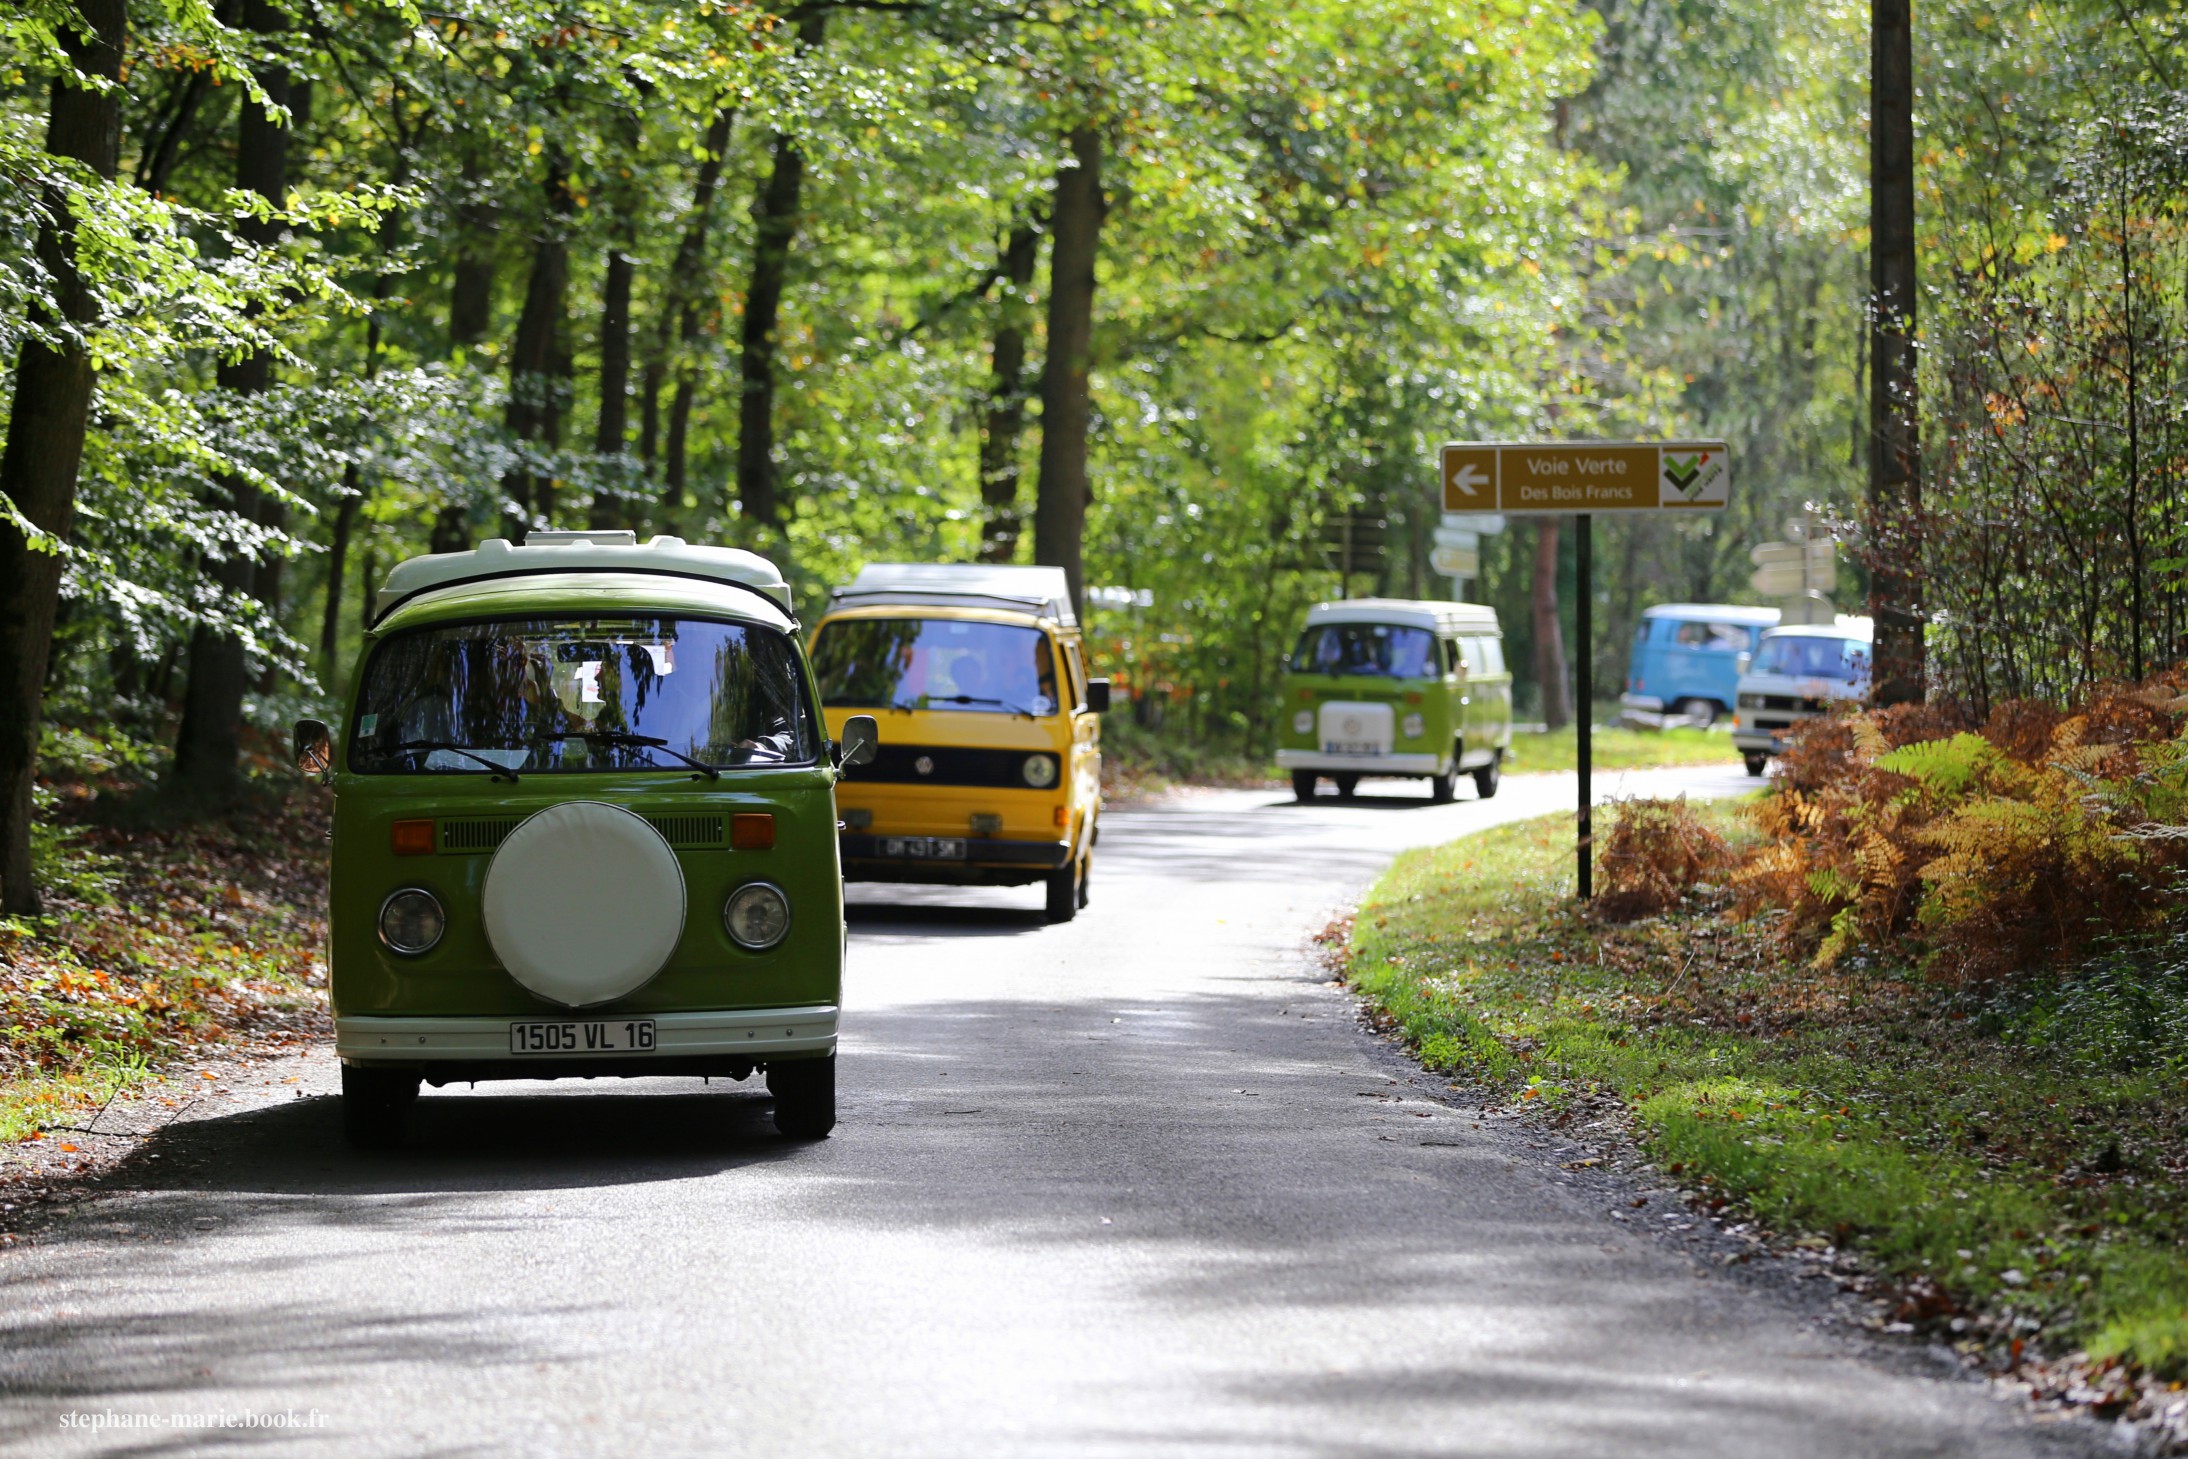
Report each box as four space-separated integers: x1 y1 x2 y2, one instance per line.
809 565 1108 922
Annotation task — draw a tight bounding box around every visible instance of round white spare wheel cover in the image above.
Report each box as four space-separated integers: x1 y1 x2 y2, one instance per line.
481 801 685 1008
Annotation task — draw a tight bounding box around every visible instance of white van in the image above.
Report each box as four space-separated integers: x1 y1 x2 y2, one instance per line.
1731 617 1874 776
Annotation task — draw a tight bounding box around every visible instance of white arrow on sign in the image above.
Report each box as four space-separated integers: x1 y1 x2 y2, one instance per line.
1448 463 1490 500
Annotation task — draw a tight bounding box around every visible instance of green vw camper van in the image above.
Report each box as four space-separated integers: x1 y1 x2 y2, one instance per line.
1276 598 1512 802
298 531 875 1148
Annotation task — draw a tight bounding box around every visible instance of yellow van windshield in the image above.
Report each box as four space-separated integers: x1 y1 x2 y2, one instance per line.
813 618 1060 716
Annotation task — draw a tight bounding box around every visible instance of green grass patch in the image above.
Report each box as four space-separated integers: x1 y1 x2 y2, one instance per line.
1503 724 1740 774
1345 804 2188 1376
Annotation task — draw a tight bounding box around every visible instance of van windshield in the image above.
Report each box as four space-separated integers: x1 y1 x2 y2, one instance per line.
811 617 1060 716
348 615 815 773
1291 623 1437 678
1751 634 1871 683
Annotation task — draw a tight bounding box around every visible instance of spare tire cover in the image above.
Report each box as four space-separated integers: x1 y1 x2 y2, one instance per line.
481 801 685 1008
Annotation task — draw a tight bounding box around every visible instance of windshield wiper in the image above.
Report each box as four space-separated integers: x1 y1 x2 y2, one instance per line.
534 730 720 781
931 694 1037 719
389 739 521 782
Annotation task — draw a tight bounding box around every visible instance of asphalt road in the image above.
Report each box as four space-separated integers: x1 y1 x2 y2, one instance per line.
0 765 2102 1458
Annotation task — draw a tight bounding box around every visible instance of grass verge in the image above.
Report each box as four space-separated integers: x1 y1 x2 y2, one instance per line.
1503 724 1741 774
1343 802 2188 1397
1 738 328 1153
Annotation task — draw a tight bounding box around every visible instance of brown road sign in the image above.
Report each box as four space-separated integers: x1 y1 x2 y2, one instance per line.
1439 441 1731 514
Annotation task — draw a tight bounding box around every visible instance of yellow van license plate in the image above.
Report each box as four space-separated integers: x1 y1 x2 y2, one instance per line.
882 836 966 860
509 1019 657 1055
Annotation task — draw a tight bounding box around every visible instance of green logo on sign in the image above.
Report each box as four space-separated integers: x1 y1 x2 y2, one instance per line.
1662 452 1706 498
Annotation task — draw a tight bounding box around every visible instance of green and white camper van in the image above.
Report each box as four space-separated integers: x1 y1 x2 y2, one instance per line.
298 531 876 1148
1276 598 1513 802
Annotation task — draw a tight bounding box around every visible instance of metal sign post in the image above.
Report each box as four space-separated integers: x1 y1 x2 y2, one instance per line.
1438 440 1733 901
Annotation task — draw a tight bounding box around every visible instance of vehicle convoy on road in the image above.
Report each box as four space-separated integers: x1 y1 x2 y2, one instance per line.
299 531 875 1148
1731 616 1875 775
1618 602 1780 727
808 563 1108 924
1276 598 1512 803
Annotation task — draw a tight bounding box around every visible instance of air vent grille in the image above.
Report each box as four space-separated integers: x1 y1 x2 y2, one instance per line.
437 811 727 853
645 813 726 848
440 817 521 853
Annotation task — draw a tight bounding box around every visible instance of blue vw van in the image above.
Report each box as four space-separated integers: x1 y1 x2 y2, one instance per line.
1619 604 1779 726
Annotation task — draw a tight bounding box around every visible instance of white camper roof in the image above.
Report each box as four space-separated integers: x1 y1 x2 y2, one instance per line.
373 532 793 624
1304 598 1502 636
828 563 1076 626
1759 614 1874 642
1641 602 1780 626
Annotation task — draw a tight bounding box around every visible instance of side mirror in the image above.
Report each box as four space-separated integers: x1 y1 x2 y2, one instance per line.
294 718 333 782
838 714 879 770
1735 652 1752 675
1085 679 1112 714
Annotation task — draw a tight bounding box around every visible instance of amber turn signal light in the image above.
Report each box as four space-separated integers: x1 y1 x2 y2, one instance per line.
390 819 435 856
731 813 776 850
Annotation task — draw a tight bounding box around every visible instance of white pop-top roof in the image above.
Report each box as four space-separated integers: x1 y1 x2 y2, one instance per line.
829 563 1076 626
374 532 793 623
1760 614 1874 642
1305 597 1502 635
1641 602 1781 625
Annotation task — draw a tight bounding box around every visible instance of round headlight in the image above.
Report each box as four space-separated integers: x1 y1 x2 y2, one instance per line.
1022 754 1059 789
378 888 445 956
1292 710 1313 734
1401 712 1426 739
723 882 791 950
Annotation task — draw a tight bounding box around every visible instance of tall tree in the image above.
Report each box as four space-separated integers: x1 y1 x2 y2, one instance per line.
0 0 127 914
735 14 827 529
1033 126 1104 609
1531 521 1572 729
643 104 736 509
1867 0 1923 703
589 244 636 530
501 148 576 538
172 0 293 800
977 223 1042 563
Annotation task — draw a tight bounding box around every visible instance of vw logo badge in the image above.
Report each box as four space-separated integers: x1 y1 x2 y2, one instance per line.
1342 716 1361 735
914 755 935 776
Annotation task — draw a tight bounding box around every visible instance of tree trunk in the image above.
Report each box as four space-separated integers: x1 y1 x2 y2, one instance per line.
590 246 635 530
1867 0 1923 704
449 152 497 350
1531 519 1571 730
501 150 575 539
0 0 125 915
978 224 1041 563
172 0 289 801
648 106 737 503
134 65 206 195
320 485 359 665
1033 127 1105 611
737 23 824 528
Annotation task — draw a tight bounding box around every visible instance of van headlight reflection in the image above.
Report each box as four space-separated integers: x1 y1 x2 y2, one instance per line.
723 882 791 950
1292 710 1313 734
1022 754 1060 789
378 888 445 956
1401 713 1425 739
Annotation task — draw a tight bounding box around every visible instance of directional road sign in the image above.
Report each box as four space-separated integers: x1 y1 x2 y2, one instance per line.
1430 544 1479 577
1439 441 1732 514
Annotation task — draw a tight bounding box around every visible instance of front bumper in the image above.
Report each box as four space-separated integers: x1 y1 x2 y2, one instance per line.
1620 692 1667 713
1276 749 1443 775
337 1005 838 1067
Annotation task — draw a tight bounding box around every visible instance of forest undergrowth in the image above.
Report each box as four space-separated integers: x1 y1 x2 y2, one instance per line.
1345 670 2188 1439
0 727 328 1156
